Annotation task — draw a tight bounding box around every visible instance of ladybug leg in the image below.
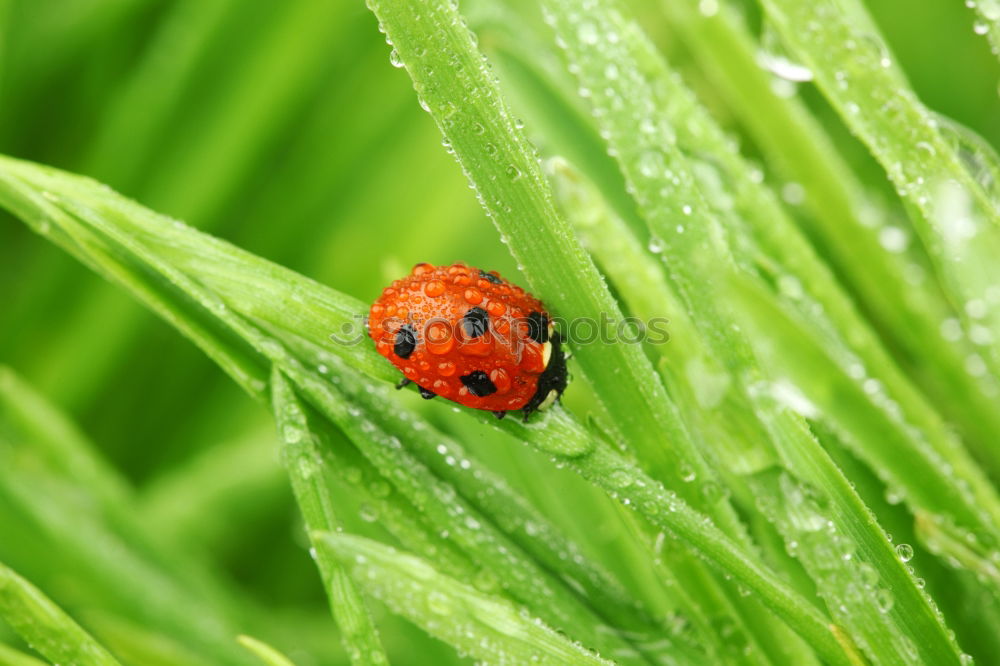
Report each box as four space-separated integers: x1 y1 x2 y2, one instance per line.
396 377 412 390
493 410 506 420
417 386 437 400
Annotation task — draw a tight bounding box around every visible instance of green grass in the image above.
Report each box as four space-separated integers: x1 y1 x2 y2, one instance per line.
1 0 999 664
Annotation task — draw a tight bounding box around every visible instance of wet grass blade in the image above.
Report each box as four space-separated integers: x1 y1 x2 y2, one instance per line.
0 561 122 666
270 370 388 666
315 531 614 666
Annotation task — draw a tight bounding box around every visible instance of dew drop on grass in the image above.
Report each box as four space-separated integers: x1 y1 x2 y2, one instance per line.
965 353 988 376
701 481 724 503
965 298 987 318
578 22 599 45
359 504 378 522
608 469 634 488
427 591 452 615
758 26 814 82
648 235 666 253
875 587 894 613
699 0 719 16
940 317 963 341
389 49 404 68
895 543 915 562
638 149 665 177
974 20 989 35
878 226 910 252
884 486 904 505
982 0 1000 18
781 182 805 205
915 141 936 158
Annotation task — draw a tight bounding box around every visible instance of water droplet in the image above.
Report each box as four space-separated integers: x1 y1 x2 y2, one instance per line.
966 353 988 376
875 587 894 613
578 22 599 45
878 226 910 252
896 543 914 562
359 504 378 522
609 469 634 488
974 21 989 35
915 141 936 158
701 482 724 503
698 0 719 16
505 165 522 180
940 317 964 341
648 235 666 253
427 590 452 615
781 182 806 205
885 486 904 505
282 424 304 444
389 49 404 68
758 27 814 82
966 298 987 318
638 149 665 177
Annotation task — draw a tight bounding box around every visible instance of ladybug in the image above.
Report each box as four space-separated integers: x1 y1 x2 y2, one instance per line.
367 262 568 421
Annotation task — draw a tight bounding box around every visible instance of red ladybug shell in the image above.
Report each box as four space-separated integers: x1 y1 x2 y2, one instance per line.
368 262 567 419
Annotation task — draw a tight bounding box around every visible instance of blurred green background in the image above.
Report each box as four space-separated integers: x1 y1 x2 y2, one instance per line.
1 0 999 663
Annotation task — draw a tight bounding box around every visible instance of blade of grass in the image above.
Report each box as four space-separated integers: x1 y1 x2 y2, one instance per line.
237 635 297 666
316 532 612 666
270 369 388 666
0 561 121 666
0 642 47 666
0 368 264 665
81 0 238 190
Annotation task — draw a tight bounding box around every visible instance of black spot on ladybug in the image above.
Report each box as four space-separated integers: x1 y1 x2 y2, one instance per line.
460 370 497 397
479 270 502 284
462 307 490 338
394 324 417 359
527 311 548 344
522 332 567 420
418 385 436 399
